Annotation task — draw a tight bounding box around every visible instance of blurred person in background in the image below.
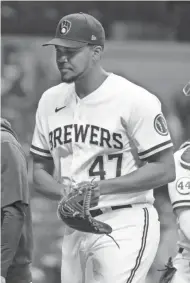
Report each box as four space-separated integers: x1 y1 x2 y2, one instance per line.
159 81 190 283
172 87 190 142
30 12 175 283
1 118 33 283
1 45 26 100
165 82 190 149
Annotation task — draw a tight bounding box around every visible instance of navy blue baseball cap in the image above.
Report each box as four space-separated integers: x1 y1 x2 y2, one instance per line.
43 12 105 48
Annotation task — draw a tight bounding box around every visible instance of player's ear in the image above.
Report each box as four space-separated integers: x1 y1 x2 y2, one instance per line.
92 45 103 61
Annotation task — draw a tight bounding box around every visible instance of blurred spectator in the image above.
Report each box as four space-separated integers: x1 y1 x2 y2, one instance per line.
165 87 190 149
1 45 26 100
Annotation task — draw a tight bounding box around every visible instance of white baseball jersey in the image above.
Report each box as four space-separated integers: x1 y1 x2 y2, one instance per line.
168 141 190 251
30 73 173 208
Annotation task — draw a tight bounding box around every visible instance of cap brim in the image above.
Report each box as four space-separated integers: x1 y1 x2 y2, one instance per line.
42 38 88 48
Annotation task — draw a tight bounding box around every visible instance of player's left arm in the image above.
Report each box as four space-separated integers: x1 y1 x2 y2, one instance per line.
100 147 175 194
99 90 176 195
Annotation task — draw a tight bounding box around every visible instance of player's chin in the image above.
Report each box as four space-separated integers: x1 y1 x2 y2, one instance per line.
61 74 76 84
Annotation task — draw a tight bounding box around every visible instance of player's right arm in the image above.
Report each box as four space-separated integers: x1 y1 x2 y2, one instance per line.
100 88 175 195
32 154 63 200
30 95 63 200
168 144 190 241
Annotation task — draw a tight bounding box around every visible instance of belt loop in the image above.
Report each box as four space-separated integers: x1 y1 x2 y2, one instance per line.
178 247 184 253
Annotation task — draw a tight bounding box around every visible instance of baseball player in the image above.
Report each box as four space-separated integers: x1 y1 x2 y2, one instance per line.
1 118 33 283
159 81 190 283
30 13 175 283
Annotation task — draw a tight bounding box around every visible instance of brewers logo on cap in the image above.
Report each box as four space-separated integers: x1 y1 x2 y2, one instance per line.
60 20 71 35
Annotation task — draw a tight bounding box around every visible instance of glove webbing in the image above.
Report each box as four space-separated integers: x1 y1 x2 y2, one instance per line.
84 187 120 248
83 186 92 216
83 181 120 249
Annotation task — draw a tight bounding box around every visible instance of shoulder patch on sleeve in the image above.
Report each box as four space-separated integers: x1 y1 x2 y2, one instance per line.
180 146 190 169
154 114 168 136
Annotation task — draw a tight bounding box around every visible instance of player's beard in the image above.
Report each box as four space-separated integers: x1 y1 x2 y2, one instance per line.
61 72 82 84
61 75 76 83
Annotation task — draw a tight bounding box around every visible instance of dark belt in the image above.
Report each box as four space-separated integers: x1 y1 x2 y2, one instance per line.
90 204 132 217
178 247 184 254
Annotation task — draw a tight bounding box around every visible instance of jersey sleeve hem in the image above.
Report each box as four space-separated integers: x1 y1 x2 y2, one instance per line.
138 140 173 160
172 200 190 209
180 159 190 170
30 145 53 158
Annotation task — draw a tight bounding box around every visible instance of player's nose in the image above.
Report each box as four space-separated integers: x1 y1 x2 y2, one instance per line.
57 55 68 63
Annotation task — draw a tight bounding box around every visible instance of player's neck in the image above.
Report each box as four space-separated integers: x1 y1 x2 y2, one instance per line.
75 66 109 99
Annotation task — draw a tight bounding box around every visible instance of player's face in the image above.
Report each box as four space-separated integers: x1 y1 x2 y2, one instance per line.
55 45 94 83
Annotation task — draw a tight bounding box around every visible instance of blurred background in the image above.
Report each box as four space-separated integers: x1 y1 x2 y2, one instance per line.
1 1 190 282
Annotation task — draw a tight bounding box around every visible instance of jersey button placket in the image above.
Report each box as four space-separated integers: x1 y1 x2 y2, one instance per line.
71 101 82 177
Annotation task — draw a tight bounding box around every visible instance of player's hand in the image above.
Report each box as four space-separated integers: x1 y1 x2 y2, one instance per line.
1 276 6 283
76 180 100 207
